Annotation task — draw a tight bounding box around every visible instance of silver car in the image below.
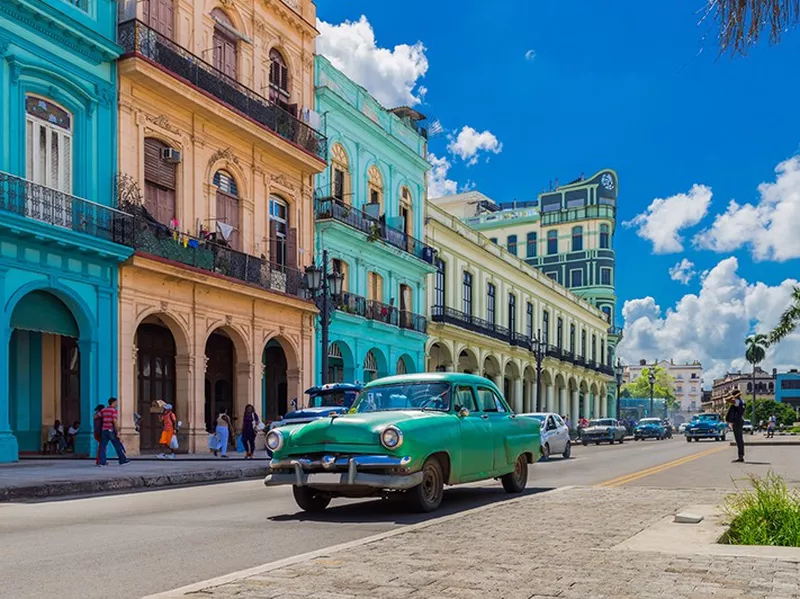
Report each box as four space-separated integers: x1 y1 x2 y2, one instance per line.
519 412 572 459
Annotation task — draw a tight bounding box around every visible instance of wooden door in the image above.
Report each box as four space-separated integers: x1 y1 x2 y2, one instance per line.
216 191 240 250
212 29 237 79
137 325 176 450
60 337 80 431
145 0 174 38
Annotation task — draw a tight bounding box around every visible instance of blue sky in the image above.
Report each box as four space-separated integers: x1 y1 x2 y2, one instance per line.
315 1 800 379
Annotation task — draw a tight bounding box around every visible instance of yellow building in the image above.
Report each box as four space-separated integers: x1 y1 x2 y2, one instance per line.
115 0 326 453
425 203 612 423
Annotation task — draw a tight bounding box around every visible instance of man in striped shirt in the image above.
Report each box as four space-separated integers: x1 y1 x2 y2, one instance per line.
98 397 129 466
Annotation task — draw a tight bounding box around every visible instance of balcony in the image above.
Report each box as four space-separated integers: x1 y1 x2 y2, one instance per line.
430 306 510 344
335 292 426 333
0 171 132 247
315 197 435 264
608 325 624 338
510 332 532 348
117 20 327 161
539 204 616 226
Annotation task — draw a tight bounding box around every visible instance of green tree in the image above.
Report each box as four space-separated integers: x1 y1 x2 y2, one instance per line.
622 366 676 402
709 0 800 55
745 333 769 423
768 287 800 345
745 399 797 427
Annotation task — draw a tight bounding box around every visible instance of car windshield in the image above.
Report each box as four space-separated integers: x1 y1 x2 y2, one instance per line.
589 419 614 427
526 415 546 422
696 414 719 421
352 382 451 413
307 390 356 408
639 418 661 424
744 420 752 425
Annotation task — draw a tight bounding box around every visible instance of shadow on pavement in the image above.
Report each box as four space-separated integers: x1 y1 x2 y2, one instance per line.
742 461 771 465
268 485 555 525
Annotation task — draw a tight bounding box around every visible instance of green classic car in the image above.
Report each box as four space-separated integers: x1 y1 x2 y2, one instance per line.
264 373 542 513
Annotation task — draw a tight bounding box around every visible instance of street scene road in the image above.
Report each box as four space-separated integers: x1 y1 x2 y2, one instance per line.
3 438 799 599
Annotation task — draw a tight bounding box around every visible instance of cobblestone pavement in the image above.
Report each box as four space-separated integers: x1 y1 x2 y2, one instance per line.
164 486 800 599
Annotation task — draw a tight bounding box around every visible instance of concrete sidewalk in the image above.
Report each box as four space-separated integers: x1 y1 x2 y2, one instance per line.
0 453 268 502
150 486 800 599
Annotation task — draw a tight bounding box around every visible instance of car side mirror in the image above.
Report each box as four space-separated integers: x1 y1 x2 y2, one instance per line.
458 407 470 418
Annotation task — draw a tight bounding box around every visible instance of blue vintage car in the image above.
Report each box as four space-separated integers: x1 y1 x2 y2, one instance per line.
685 413 728 442
633 417 667 441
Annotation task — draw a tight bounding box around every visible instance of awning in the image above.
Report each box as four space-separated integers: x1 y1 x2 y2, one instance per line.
10 291 79 338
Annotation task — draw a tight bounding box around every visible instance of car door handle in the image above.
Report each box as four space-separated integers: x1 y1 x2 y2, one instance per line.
480 414 489 420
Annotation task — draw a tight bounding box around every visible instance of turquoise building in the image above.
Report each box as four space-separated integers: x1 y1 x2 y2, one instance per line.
0 0 130 462
313 56 434 384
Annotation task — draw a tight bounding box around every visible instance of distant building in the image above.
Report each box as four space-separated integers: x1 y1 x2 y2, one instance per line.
775 370 800 411
711 368 775 407
624 359 703 412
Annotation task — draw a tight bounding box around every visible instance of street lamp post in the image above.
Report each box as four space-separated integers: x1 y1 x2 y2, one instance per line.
304 249 344 385
648 367 656 417
614 358 624 420
531 329 547 412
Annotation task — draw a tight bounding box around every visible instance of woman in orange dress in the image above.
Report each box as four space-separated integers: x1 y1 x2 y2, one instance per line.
158 403 177 459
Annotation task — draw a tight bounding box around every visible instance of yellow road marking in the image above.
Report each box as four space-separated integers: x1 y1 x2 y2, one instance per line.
597 445 729 487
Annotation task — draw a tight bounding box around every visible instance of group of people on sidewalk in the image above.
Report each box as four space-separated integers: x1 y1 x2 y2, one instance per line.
209 404 264 459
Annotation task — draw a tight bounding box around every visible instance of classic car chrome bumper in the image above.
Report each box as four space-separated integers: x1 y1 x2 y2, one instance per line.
264 455 423 490
685 430 723 438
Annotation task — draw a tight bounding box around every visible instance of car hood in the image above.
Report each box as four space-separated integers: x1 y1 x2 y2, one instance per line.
689 420 721 429
636 423 662 429
286 410 437 447
584 426 613 432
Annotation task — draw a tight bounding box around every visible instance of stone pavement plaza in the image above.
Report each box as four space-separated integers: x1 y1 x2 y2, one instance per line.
151 486 800 599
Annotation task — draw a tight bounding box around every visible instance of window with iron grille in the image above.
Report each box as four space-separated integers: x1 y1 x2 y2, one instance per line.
434 259 445 308
542 310 550 345
557 317 563 349
487 283 496 324
526 302 533 338
508 293 516 333
463 272 473 316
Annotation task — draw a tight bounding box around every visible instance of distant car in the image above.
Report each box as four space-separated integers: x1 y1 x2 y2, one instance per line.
678 422 689 434
581 418 626 445
743 419 753 435
634 418 667 441
684 413 728 442
519 412 571 459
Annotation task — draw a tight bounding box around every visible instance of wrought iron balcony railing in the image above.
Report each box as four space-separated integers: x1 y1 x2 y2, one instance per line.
510 332 532 348
366 299 398 327
334 292 426 332
337 292 368 318
608 325 624 337
539 204 616 226
118 20 327 160
315 196 435 264
430 306 510 344
0 171 134 245
400 310 427 334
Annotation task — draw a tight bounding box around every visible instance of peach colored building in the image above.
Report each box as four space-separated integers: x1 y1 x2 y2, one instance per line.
115 0 326 453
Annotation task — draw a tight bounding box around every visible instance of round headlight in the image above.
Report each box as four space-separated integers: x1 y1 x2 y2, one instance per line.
266 429 284 452
380 426 403 450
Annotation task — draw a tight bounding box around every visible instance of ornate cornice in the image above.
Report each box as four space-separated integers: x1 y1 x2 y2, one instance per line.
210 147 240 165
0 1 120 65
259 0 318 36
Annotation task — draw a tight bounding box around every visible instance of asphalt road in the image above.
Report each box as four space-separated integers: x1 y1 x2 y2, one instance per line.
0 436 789 599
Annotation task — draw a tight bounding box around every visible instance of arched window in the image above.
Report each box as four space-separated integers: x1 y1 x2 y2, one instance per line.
367 271 383 302
364 351 378 382
330 143 350 203
144 0 174 39
214 169 240 250
526 232 537 258
211 9 237 79
396 357 407 375
547 230 558 255
269 48 290 109
367 165 383 213
143 137 177 226
26 96 72 194
572 226 583 252
331 257 349 292
400 186 413 238
599 224 610 249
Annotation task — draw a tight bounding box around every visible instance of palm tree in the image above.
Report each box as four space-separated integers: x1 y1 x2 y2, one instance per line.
769 286 800 345
709 0 800 55
745 333 768 425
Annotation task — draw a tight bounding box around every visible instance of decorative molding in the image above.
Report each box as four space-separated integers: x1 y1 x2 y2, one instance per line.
270 173 295 191
144 113 181 135
132 344 138 363
254 19 267 36
161 301 169 312
226 314 233 326
0 35 10 57
96 84 113 108
8 59 21 85
220 0 235 7
209 147 240 166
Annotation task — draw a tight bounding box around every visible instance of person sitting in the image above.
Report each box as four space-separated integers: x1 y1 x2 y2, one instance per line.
66 421 80 452
47 420 66 454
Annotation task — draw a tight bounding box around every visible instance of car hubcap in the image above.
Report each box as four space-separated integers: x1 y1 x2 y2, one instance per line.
422 466 439 503
515 457 525 483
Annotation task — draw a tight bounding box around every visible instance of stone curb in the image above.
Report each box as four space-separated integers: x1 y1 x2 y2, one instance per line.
143 485 578 599
729 440 800 446
0 465 268 502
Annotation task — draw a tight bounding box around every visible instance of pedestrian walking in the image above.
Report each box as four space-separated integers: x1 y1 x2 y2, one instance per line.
214 408 233 458
98 397 129 466
158 403 178 459
767 414 776 438
93 404 104 465
725 390 746 463
241 404 260 459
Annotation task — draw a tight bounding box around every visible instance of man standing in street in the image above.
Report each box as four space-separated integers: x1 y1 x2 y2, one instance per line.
725 390 746 463
98 397 130 466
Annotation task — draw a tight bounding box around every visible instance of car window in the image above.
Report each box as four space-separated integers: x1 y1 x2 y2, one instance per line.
476 387 506 413
553 415 564 427
455 386 478 412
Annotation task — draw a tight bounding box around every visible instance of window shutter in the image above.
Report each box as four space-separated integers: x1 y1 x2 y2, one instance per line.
269 220 278 267
144 139 176 189
287 227 297 269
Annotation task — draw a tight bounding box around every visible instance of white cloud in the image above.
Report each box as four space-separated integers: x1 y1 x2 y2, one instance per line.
459 180 477 193
525 49 536 61
669 259 697 285
693 156 800 262
623 184 712 253
317 16 429 108
427 153 458 199
617 257 800 385
447 126 503 166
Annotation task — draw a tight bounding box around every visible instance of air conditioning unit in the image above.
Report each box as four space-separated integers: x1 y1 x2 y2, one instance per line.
161 148 182 163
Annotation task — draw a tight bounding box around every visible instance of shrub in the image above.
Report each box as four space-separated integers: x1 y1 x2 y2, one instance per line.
724 472 800 547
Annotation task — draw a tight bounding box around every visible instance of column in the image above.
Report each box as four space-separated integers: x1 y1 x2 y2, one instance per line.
117 295 139 454
176 354 199 453
0 322 19 463
558 386 567 417
600 392 607 418
78 339 98 458
492 374 502 389
594 393 602 418
513 378 523 413
583 393 592 420
546 384 555 413
287 368 302 410
570 389 579 429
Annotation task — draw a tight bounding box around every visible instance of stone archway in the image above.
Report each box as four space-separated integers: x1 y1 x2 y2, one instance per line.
483 354 502 389
427 340 453 372
579 380 590 420
539 369 554 413
363 347 388 383
590 382 601 418
396 354 415 375
457 348 479 374
262 335 299 423
205 326 250 434
523 365 536 413
555 373 567 417
503 360 521 412
327 340 355 383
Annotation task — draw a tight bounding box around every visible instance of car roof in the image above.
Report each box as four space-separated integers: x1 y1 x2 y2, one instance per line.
304 383 362 394
363 372 501 390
